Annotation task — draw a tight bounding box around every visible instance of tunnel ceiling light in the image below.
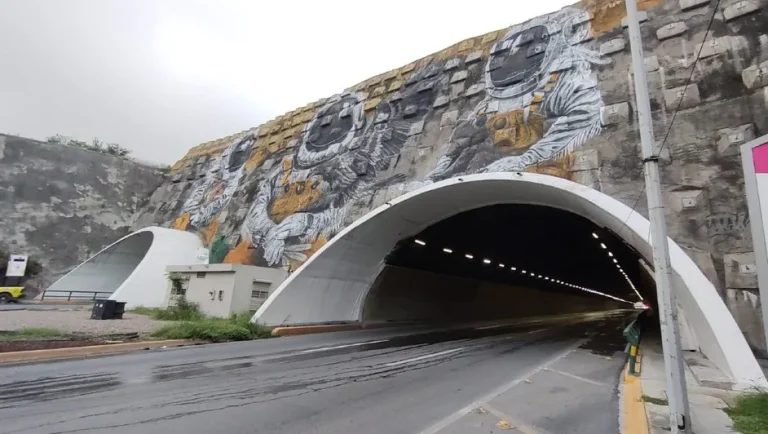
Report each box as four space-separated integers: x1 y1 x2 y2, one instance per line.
465 254 474 259
499 263 505 268
608 252 614 257
414 239 426 246
522 270 527 274
600 243 607 249
443 248 453 254
613 259 618 263
545 277 549 280
511 267 517 271
483 259 491 264
592 233 599 239
538 275 543 278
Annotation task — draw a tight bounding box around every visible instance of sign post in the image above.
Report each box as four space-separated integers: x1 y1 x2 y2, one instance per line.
740 133 768 353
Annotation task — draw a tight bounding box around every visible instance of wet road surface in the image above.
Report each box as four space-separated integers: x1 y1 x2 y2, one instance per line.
0 314 632 434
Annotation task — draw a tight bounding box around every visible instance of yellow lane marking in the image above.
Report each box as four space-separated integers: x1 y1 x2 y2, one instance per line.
621 363 650 434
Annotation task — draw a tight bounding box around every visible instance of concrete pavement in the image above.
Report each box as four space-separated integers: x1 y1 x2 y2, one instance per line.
0 314 632 434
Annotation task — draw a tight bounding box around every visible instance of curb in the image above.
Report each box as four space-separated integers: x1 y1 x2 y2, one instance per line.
0 339 196 364
621 356 650 434
272 324 362 336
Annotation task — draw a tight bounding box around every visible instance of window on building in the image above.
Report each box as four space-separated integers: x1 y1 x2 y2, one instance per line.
251 290 269 299
196 272 206 278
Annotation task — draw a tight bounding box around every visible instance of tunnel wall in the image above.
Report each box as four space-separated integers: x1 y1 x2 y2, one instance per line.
135 1 768 353
0 134 165 291
363 265 623 322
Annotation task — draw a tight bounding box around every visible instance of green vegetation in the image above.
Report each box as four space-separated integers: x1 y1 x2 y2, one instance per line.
46 134 131 157
641 395 668 406
0 327 63 341
150 313 272 343
133 297 204 321
725 393 768 434
134 275 272 343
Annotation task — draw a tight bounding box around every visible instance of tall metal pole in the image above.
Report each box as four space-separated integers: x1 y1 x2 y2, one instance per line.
624 1 691 432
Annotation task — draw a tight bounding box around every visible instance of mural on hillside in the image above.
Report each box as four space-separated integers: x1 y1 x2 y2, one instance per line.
174 131 256 241
421 7 607 185
230 90 434 267
168 5 610 268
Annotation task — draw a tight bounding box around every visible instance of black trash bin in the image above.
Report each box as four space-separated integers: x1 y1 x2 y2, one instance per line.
113 301 126 319
91 299 121 320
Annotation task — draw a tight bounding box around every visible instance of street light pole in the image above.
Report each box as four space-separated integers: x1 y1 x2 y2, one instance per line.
624 0 691 432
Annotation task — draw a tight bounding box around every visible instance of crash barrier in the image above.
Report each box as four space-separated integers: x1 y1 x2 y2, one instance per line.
623 318 642 376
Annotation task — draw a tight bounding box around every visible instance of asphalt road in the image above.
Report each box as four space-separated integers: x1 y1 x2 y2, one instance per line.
0 313 632 434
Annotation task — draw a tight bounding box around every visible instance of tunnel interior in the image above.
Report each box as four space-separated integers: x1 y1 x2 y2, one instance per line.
44 231 154 298
362 204 656 324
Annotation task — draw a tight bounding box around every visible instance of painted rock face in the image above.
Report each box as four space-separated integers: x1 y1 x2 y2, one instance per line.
488 26 550 89
226 134 255 173
304 96 360 153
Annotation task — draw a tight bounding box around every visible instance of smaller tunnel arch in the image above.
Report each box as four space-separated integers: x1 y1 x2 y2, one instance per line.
254 173 767 389
44 227 203 308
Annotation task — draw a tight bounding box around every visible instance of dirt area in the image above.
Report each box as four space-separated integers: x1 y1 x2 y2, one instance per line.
0 309 167 335
0 308 170 353
0 338 116 353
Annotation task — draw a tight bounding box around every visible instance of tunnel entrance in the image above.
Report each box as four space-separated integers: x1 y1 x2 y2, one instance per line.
254 173 763 387
362 204 653 323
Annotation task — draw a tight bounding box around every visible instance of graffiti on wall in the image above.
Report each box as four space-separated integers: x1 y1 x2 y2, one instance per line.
420 7 606 185
173 131 256 243
229 90 429 267
169 6 610 268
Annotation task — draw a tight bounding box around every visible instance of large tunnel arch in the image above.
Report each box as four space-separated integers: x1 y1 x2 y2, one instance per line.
44 227 203 308
254 173 766 388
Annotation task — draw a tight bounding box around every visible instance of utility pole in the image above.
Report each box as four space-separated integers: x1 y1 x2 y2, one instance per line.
624 1 691 433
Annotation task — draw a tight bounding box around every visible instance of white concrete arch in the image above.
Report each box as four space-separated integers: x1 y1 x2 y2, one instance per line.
44 227 203 308
253 173 766 389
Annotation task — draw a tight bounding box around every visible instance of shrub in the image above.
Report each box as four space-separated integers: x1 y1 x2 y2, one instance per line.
132 297 203 321
150 313 272 342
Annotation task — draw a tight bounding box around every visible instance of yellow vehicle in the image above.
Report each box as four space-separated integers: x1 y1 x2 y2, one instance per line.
0 286 25 303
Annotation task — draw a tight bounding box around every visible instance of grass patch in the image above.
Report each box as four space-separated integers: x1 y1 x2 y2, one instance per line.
150 312 272 343
0 327 64 341
725 393 768 434
641 395 668 406
132 298 204 321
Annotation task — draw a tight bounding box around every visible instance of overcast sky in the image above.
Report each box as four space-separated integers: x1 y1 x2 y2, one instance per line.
0 0 575 165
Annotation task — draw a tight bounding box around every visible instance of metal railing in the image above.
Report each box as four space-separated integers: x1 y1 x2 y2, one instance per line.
40 290 113 302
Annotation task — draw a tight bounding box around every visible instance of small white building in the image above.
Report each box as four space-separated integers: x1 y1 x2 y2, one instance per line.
164 264 287 318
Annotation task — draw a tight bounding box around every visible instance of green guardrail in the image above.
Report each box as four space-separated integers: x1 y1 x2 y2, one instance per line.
623 319 642 376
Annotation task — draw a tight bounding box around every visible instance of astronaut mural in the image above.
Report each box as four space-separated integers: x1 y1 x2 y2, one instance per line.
421 7 607 184
229 90 430 267
174 131 256 243
169 5 612 269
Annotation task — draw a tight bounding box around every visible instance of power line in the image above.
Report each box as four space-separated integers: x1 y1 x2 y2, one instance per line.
616 0 722 236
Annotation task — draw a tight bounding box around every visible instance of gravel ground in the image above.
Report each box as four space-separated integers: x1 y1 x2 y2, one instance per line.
0 310 168 336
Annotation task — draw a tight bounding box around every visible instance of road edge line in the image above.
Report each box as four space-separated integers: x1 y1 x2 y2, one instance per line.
418 338 588 434
0 339 197 364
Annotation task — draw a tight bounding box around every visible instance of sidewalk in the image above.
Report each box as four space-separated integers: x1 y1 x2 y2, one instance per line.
639 337 742 433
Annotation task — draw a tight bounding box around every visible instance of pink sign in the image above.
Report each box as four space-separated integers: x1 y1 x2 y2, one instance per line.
752 142 768 174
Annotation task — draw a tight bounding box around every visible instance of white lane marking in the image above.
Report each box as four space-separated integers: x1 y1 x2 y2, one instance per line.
476 324 504 330
385 348 464 367
548 368 607 387
298 339 389 354
418 338 588 434
527 328 547 334
483 404 551 434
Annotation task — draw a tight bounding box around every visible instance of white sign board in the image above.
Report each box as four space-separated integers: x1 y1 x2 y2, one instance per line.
6 255 29 277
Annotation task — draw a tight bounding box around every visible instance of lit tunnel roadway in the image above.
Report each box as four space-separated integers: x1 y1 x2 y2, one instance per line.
255 172 767 389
